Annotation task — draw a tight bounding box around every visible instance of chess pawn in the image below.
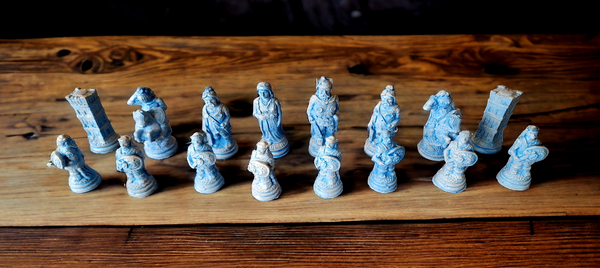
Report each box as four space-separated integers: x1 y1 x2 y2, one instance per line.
307 76 339 157
314 136 343 199
187 132 224 194
247 141 282 201
47 134 102 193
364 85 401 157
368 131 405 194
201 86 238 160
497 125 549 191
115 135 158 198
432 130 478 193
417 90 462 161
252 82 289 158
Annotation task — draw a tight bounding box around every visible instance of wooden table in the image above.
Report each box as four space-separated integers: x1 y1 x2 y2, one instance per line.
1 35 599 266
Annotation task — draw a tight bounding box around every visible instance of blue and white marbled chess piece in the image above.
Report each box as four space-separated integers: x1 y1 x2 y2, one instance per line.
65 88 120 154
115 135 158 198
497 125 549 191
253 82 289 158
364 85 401 157
247 141 282 201
368 130 405 194
47 134 102 193
432 130 478 193
128 87 177 160
202 86 238 160
307 76 339 157
417 90 462 161
314 136 343 199
187 132 224 194
472 85 523 154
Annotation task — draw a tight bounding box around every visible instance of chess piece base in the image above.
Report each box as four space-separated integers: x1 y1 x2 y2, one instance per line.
195 174 225 194
89 134 120 154
368 172 397 194
127 176 158 198
432 169 466 193
213 141 238 160
252 180 282 202
471 138 501 154
313 173 343 199
268 138 289 159
69 169 102 193
417 139 444 161
144 136 178 160
497 166 531 191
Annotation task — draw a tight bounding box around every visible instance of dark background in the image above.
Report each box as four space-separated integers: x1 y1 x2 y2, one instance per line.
1 0 597 38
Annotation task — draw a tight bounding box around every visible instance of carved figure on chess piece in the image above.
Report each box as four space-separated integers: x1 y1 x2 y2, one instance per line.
307 76 339 157
201 86 238 160
132 108 178 160
253 82 289 158
116 135 158 198
47 134 102 193
314 136 343 199
187 132 224 194
368 130 405 194
127 87 167 111
247 141 282 201
364 85 401 157
432 130 478 193
497 125 549 191
417 90 462 161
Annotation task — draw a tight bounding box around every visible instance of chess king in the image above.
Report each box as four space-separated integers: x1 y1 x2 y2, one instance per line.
307 76 339 157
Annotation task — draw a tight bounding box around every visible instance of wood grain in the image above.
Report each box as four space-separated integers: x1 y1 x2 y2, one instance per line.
1 219 599 267
0 35 599 226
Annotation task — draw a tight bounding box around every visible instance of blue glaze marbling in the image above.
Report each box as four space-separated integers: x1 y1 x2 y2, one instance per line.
472 85 523 154
202 86 238 160
432 130 478 193
417 90 462 161
115 135 158 198
127 87 167 111
368 131 405 194
187 132 224 194
65 88 120 154
247 141 282 201
131 107 177 160
48 134 102 193
364 85 401 157
313 136 343 199
253 82 289 158
497 125 548 191
307 76 339 157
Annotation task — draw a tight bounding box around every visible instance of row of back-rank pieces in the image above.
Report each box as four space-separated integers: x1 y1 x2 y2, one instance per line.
48 77 548 200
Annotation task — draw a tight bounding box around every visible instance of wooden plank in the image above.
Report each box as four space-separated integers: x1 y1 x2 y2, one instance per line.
0 220 599 267
0 35 599 226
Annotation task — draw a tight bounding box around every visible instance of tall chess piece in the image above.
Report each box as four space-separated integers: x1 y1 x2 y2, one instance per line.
47 134 102 193
368 131 405 194
432 130 478 193
472 85 523 154
253 82 289 158
201 86 238 160
128 87 178 160
314 136 343 199
307 76 339 157
116 135 158 198
417 90 462 161
187 132 224 194
65 88 119 154
247 141 282 201
364 85 401 157
497 125 549 191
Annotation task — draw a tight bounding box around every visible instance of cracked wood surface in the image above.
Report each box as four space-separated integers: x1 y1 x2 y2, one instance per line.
0 35 599 226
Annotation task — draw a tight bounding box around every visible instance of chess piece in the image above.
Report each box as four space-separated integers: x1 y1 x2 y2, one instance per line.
47 134 102 193
116 135 158 198
368 130 405 194
417 90 462 161
472 85 523 154
364 85 401 157
201 86 238 160
497 125 549 191
252 82 289 158
187 132 224 194
307 76 339 157
313 136 343 199
65 88 119 154
247 141 282 201
432 130 478 193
